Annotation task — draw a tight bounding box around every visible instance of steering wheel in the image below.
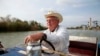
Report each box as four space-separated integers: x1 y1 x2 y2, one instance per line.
40 34 55 54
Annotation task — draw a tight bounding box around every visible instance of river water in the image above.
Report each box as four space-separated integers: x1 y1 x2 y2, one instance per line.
0 30 100 48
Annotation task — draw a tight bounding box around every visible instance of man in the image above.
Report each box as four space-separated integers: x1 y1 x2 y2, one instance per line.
25 11 69 56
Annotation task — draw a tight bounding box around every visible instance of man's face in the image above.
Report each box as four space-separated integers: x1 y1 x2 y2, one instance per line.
46 16 59 29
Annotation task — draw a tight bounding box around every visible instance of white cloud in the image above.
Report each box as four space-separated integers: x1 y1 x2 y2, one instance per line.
0 0 39 20
65 15 89 21
56 0 82 6
39 8 64 14
56 0 99 7
60 15 90 27
40 8 55 13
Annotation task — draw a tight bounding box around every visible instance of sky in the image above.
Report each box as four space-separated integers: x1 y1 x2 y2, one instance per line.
0 0 100 27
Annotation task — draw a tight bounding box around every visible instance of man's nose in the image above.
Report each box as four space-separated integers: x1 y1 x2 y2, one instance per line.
47 20 51 23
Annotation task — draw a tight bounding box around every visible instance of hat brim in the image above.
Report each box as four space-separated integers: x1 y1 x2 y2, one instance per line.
45 13 63 23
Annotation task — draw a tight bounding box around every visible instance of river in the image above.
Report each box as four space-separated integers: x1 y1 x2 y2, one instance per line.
0 30 100 48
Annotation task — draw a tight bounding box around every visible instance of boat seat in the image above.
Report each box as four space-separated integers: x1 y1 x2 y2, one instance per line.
69 41 97 56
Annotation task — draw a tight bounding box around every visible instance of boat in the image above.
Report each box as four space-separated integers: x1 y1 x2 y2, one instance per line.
0 36 98 56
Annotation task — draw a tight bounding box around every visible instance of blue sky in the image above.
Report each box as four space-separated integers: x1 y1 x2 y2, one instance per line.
0 0 100 27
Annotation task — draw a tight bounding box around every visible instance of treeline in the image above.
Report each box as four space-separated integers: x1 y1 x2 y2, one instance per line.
0 15 47 32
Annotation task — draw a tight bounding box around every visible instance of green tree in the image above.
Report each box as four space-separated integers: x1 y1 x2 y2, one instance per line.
0 15 46 32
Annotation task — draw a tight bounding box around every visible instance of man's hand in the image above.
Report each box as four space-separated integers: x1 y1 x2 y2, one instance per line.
24 32 44 44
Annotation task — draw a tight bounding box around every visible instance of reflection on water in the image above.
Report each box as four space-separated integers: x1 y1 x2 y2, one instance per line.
0 30 100 48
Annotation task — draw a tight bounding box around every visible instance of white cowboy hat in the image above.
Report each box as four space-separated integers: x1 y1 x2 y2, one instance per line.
45 11 63 23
